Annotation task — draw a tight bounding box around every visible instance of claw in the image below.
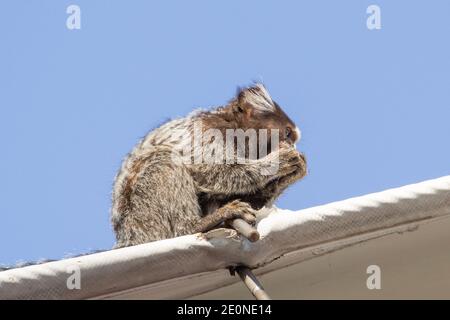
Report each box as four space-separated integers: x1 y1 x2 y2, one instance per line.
242 212 257 225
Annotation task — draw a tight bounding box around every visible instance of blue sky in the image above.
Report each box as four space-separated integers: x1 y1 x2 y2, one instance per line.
1 1 449 265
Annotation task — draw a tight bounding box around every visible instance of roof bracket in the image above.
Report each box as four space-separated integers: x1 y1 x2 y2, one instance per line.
234 266 271 300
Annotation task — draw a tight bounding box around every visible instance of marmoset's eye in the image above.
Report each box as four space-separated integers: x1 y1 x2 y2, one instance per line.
285 127 293 140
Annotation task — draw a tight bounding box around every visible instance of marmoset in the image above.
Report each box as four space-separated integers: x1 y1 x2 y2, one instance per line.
111 84 307 247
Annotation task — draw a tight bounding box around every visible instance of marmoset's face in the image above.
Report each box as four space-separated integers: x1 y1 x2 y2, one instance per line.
251 101 301 151
222 84 303 158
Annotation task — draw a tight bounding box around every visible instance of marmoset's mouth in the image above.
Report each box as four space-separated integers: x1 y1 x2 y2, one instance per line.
298 152 306 163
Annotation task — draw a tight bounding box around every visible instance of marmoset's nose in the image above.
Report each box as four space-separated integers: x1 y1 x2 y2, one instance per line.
295 127 302 143
290 127 302 149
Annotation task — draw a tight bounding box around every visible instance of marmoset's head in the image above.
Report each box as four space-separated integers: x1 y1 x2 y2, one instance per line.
199 83 304 162
227 84 301 149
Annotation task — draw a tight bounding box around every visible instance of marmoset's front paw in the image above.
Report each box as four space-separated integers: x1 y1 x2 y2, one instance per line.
220 200 257 226
270 144 306 179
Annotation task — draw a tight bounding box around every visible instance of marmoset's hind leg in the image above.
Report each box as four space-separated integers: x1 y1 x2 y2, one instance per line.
113 147 202 248
113 148 260 247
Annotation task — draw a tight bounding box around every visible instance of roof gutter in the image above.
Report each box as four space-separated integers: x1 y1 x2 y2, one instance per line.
1 175 449 299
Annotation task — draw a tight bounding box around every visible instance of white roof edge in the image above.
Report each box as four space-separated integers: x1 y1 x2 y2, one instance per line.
1 175 449 299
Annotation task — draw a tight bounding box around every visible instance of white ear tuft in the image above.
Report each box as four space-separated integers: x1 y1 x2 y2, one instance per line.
240 83 276 113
